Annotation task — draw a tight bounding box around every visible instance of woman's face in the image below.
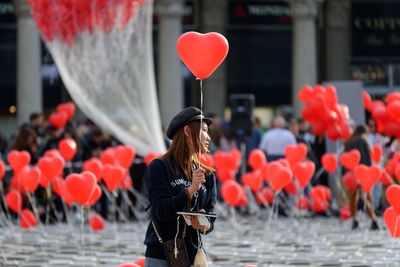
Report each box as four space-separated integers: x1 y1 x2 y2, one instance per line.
200 122 211 150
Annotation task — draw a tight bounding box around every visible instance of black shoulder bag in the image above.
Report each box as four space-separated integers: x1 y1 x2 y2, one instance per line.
151 188 191 267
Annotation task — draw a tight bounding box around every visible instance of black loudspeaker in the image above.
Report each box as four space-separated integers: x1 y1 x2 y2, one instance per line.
229 94 255 137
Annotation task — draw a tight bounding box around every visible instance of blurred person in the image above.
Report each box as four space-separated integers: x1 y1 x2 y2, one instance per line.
259 116 296 161
366 118 392 215
0 132 8 160
206 113 222 154
80 127 110 160
219 125 237 152
298 119 314 144
40 123 61 155
11 124 39 164
344 125 379 230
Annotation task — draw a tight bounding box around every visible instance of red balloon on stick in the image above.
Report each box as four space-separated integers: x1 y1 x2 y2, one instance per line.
83 158 103 182
5 190 22 213
56 102 76 120
386 185 400 214
49 111 68 129
134 257 146 267
115 145 136 169
7 150 31 174
89 214 105 231
321 153 337 173
221 180 241 206
285 143 308 167
371 145 382 163
384 207 400 238
177 32 229 80
65 172 96 205
292 160 315 188
340 150 361 170
102 164 125 192
58 138 77 161
20 209 37 229
340 205 351 220
18 167 41 192
248 149 267 170
343 171 358 191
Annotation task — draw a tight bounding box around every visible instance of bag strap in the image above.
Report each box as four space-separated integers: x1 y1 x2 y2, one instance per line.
151 187 191 244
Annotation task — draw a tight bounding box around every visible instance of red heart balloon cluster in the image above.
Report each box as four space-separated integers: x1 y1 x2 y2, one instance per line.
299 84 352 141
177 32 229 80
28 0 147 47
367 91 400 138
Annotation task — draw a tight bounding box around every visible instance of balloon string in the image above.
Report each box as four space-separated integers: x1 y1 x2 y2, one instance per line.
198 79 203 169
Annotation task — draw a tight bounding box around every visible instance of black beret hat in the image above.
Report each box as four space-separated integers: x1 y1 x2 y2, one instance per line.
166 106 213 139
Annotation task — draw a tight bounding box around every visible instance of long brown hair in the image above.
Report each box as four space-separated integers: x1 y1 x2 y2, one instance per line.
344 125 368 148
163 121 214 179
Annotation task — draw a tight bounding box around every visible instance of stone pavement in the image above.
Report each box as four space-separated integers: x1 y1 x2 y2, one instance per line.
0 215 398 267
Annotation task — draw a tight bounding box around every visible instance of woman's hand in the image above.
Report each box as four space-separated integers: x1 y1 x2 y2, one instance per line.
187 168 206 197
189 209 210 232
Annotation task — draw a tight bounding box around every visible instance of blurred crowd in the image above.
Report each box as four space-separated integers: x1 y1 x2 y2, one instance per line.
0 110 397 224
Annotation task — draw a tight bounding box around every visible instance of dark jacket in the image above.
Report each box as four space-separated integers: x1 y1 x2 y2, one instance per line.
144 158 217 264
345 137 371 166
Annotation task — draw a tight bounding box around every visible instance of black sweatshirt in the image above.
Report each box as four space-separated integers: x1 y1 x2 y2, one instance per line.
143 158 217 264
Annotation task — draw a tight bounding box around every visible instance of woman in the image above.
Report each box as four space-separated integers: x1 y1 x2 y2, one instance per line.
343 125 379 230
144 107 217 267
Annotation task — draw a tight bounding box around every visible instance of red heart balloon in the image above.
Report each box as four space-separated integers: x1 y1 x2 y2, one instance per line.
267 162 292 191
312 201 329 212
295 195 311 210
285 143 308 167
292 160 315 188
343 171 358 190
5 190 22 213
340 149 360 170
65 171 96 205
386 185 400 214
248 149 266 170
89 214 105 231
310 185 331 203
10 176 27 194
61 181 75 205
363 90 372 111
283 179 298 195
216 169 235 182
177 32 229 80
371 145 382 164
20 209 37 229
86 184 102 207
58 138 77 161
134 257 145 267
221 180 241 206
354 164 381 193
384 207 400 238
0 159 5 180
100 147 116 166
56 102 76 120
119 173 133 190
83 158 103 182
241 171 263 192
102 164 125 192
380 168 393 186
321 153 337 173
144 152 162 166
236 185 248 207
18 167 41 192
7 150 31 174
38 157 61 186
340 205 351 220
298 85 313 102
51 176 64 197
255 186 274 205
214 151 238 171
49 111 68 129
115 145 136 169
387 101 400 118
